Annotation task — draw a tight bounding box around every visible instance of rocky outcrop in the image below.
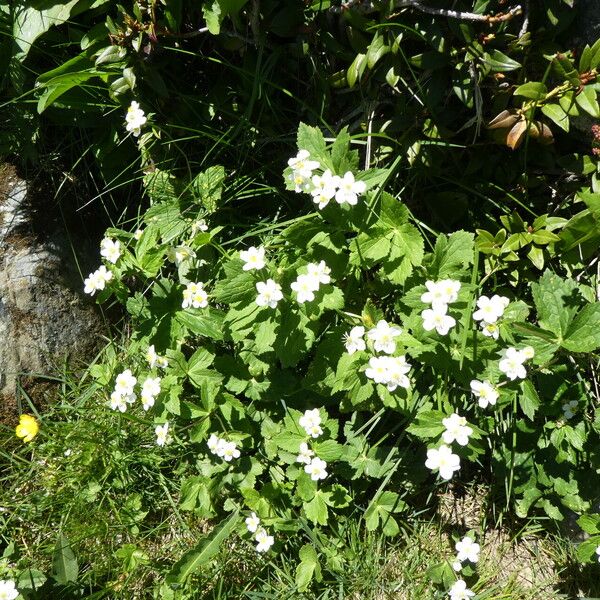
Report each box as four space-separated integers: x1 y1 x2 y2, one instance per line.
0 164 103 411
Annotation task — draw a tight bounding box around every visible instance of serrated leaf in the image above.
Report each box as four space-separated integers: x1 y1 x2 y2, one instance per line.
406 410 446 439
166 511 239 584
295 544 320 592
428 231 474 279
519 380 540 420
304 491 328 525
562 303 600 353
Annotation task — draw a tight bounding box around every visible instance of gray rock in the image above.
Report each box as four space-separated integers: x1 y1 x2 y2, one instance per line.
0 164 103 410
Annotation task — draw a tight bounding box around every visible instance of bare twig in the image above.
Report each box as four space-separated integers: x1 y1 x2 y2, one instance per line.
518 0 530 38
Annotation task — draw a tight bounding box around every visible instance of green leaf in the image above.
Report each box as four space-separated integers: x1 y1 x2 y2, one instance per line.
482 50 521 72
530 270 579 340
428 230 474 279
519 380 540 420
405 410 446 439
562 303 600 353
52 534 78 585
541 103 569 132
295 544 320 592
576 86 600 118
190 165 226 213
273 308 317 368
297 123 329 166
304 491 328 525
577 514 600 535
514 82 547 100
364 491 405 535
166 511 239 584
366 33 390 69
347 53 368 88
576 536 600 563
187 348 215 383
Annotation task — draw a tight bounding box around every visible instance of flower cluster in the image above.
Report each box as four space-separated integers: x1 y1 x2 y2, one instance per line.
421 279 461 335
498 346 534 380
100 238 121 264
365 356 411 391
125 100 147 137
84 265 113 295
291 261 331 303
287 150 367 208
182 281 209 309
245 512 275 552
110 369 137 412
299 409 322 438
141 376 161 411
207 434 241 462
473 293 509 339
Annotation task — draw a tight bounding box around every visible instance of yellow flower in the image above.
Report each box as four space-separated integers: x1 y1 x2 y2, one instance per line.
15 414 39 443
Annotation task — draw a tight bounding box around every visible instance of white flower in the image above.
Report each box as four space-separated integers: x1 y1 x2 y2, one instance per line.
191 219 208 234
421 279 461 310
155 422 171 446
125 100 147 136
304 456 328 481
134 228 144 240
498 347 527 380
245 512 260 533
291 274 319 303
100 238 121 264
473 294 510 324
114 369 136 396
299 409 322 438
365 356 391 385
240 246 266 271
141 377 161 410
452 560 462 572
521 346 535 360
146 345 168 369
110 391 135 412
287 150 320 193
254 527 275 552
219 440 241 462
344 325 366 355
311 169 338 209
296 442 315 464
448 579 475 600
0 580 19 600
334 171 366 206
596 545 600 563
442 413 473 447
421 307 456 336
167 245 194 266
207 433 220 454
306 260 331 285
84 265 113 295
425 445 461 480
385 356 411 392
255 279 283 309
367 320 403 354
481 322 499 340
470 380 499 409
562 400 578 420
182 282 208 309
455 536 480 563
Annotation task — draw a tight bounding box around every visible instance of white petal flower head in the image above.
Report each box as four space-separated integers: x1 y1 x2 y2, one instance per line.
470 379 499 409
220 440 241 462
344 325 366 355
498 347 527 380
291 274 319 303
421 308 456 336
421 280 448 311
562 400 578 420
207 433 221 454
114 369 136 396
367 320 403 354
110 391 129 413
245 512 260 533
167 245 194 266
100 238 121 264
311 169 337 209
0 580 19 600
182 282 208 309
191 219 208 234
299 409 322 437
141 377 161 410
307 260 331 285
452 560 463 572
146 345 158 368
334 171 366 206
455 536 480 563
473 294 509 324
254 527 275 553
296 441 315 464
155 422 171 447
84 266 113 295
481 322 499 340
521 346 535 360
448 579 475 600
288 149 320 173
442 413 473 447
305 456 328 481
385 356 411 392
125 100 147 136
365 356 391 385
240 246 266 271
425 445 461 480
134 228 144 240
256 279 283 308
